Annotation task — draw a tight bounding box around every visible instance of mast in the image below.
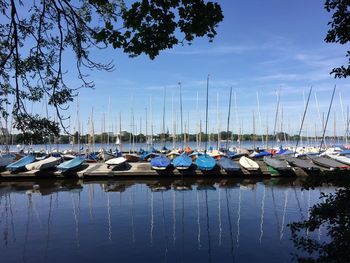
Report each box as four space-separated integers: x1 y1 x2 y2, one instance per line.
179 82 184 150
205 75 210 154
273 89 280 144
172 92 176 149
234 91 239 148
334 112 337 144
196 91 199 150
150 96 153 147
162 87 166 148
145 107 148 150
256 91 263 145
119 112 122 153
253 111 256 149
216 93 220 150
294 87 312 154
107 97 111 150
319 86 336 153
76 94 80 153
225 87 232 152
346 106 349 145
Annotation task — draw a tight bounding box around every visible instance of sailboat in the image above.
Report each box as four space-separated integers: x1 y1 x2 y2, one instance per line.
150 87 171 170
25 156 61 171
195 75 216 171
239 156 259 171
263 156 291 172
6 154 36 172
56 156 85 173
173 82 192 171
283 156 320 171
217 87 241 173
105 156 127 169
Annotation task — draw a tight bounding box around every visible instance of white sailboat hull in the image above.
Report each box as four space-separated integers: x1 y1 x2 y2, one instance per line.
239 156 259 171
105 157 127 167
25 156 61 171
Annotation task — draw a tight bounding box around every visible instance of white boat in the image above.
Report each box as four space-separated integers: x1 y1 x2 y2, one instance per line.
105 157 127 168
239 156 259 171
25 156 61 171
99 149 116 161
327 154 350 165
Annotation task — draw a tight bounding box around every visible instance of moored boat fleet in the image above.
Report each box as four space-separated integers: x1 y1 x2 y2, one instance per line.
1 144 350 177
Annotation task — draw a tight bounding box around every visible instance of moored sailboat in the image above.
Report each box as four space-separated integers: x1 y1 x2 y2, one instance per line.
6 154 36 172
195 75 216 171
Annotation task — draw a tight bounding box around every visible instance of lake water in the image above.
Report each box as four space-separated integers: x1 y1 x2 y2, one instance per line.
0 178 332 262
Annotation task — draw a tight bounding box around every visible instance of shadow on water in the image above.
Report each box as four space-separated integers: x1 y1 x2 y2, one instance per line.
0 176 345 262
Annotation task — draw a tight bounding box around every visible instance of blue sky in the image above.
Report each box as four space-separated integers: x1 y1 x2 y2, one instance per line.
39 1 350 136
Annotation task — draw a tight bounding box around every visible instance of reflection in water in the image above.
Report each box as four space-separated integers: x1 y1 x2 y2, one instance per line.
173 191 176 245
225 188 235 261
259 185 265 244
236 187 241 248
218 188 222 247
71 192 80 247
280 189 289 240
150 190 154 246
0 178 334 263
196 190 201 250
106 192 112 241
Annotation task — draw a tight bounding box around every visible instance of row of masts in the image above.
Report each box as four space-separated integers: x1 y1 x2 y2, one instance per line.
2 85 348 153
69 85 349 154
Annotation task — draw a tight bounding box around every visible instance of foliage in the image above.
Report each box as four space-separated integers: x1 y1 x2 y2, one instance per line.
289 175 350 262
0 0 223 137
324 0 350 78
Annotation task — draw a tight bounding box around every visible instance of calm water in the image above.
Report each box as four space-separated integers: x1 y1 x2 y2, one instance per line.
0 178 332 262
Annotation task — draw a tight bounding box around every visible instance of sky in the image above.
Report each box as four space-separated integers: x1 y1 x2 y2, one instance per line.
24 0 350 136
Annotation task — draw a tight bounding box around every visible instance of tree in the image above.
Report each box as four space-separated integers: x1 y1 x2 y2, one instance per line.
325 0 350 78
0 0 223 141
289 175 350 262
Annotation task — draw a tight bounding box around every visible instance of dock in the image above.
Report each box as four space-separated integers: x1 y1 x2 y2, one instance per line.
0 161 313 179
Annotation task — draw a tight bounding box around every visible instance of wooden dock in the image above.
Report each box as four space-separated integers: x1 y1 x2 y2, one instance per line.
0 161 309 179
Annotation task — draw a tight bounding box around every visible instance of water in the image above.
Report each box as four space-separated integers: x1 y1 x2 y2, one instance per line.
0 178 332 262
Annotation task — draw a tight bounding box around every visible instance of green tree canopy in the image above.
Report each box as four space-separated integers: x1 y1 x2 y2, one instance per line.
325 0 350 78
0 0 223 141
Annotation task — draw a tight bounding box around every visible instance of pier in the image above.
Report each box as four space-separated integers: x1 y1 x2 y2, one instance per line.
0 160 325 179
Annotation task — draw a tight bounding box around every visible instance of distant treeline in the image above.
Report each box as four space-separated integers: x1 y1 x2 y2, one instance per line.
1 131 346 145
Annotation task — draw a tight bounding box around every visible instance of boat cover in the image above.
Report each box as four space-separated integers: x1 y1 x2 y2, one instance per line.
173 154 192 168
150 155 171 168
6 155 36 172
195 155 216 171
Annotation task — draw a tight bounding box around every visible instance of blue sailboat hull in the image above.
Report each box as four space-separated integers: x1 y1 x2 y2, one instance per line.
57 156 85 172
6 155 36 172
195 155 216 171
217 157 240 172
150 155 171 170
173 154 192 170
